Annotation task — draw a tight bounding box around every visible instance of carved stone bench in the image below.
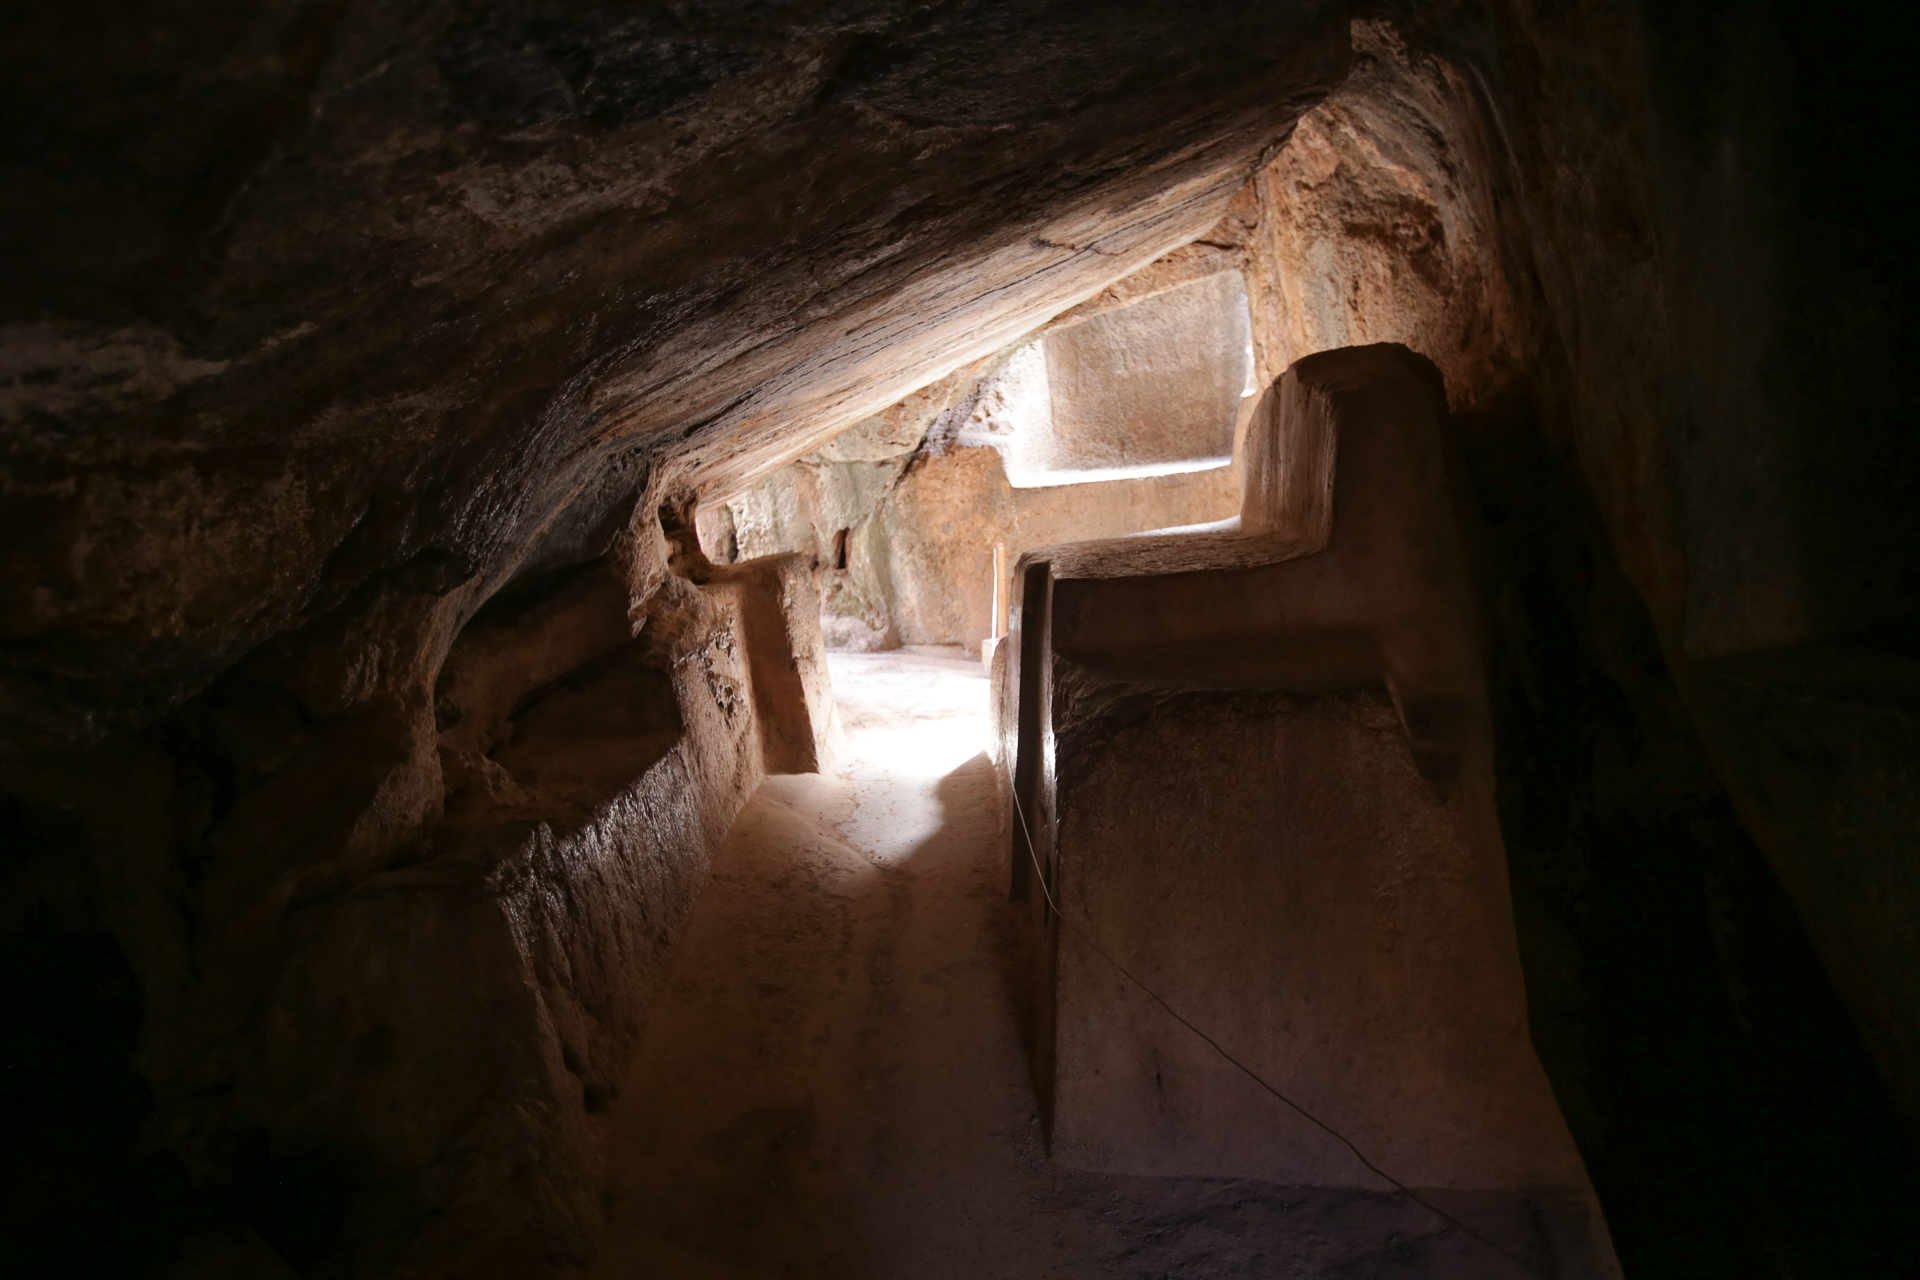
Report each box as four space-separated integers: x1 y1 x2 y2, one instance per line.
994 343 1621 1276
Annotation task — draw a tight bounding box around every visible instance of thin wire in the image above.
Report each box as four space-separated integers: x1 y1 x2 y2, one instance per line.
1008 785 1545 1280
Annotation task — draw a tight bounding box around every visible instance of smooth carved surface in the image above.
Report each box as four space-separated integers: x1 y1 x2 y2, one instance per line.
1004 271 1250 485
1043 347 1474 737
997 344 1620 1275
594 649 1610 1279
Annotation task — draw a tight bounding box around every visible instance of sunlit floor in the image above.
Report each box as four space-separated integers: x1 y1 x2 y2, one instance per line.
590 647 1511 1279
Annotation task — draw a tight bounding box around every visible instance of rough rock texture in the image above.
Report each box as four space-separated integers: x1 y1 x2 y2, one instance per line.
167 550 775 1276
1245 21 1524 406
0 489 844 1278
703 553 845 774
0 0 1349 746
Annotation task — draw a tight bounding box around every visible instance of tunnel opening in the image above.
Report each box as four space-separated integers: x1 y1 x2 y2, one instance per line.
694 267 1260 661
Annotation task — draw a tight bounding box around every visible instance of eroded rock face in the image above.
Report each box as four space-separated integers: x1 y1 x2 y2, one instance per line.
1245 20 1524 406
702 554 845 774
0 0 1349 746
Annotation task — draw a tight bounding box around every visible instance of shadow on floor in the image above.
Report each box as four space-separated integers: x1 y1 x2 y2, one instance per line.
589 732 1562 1279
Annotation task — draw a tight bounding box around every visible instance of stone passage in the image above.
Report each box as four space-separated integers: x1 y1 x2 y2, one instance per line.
591 648 1581 1278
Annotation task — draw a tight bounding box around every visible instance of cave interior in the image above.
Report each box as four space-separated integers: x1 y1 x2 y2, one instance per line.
2 1 1917 1277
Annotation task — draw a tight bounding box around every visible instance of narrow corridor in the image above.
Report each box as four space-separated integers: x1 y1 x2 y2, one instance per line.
590 649 1520 1279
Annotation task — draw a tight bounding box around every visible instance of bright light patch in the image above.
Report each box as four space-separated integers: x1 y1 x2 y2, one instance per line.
827 649 993 863
844 717 987 779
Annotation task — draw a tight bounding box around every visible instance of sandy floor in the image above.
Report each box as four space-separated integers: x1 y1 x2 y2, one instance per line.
590 648 1529 1279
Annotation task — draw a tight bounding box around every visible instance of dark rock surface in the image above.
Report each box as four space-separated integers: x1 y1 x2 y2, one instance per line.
1235 11 1920 1275
0 0 1348 745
